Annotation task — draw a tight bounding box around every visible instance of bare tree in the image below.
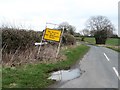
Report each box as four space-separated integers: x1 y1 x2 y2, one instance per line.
58 22 76 45
67 25 76 35
79 29 90 41
58 22 76 35
58 22 69 33
86 16 115 44
82 29 90 36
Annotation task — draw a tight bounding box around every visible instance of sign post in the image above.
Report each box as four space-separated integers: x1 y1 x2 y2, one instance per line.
37 23 64 81
37 29 46 59
55 26 64 81
55 27 64 59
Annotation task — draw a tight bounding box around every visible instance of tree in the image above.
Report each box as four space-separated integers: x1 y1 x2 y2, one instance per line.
58 22 76 35
58 22 69 33
111 33 118 38
67 25 76 35
79 29 90 41
58 22 76 45
86 16 115 44
82 29 90 36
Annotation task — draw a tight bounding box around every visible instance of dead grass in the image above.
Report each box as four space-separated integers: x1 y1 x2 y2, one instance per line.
97 44 120 52
106 45 120 52
2 44 66 67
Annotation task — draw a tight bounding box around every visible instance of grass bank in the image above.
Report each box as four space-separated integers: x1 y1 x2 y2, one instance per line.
84 37 120 52
103 38 119 52
2 45 90 88
106 46 120 52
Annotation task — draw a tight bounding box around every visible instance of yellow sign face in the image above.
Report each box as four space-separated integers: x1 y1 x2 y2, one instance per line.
44 28 62 42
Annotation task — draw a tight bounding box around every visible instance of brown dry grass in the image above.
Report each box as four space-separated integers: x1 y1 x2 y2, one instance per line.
2 44 66 67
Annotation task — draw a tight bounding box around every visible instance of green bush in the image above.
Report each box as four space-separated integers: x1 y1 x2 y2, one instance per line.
62 33 76 45
2 28 42 53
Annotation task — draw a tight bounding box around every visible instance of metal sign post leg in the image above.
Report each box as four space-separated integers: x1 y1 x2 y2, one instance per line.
37 29 45 59
55 27 64 81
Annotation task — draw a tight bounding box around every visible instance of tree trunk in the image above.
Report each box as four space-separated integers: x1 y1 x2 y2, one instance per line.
81 37 85 41
95 37 107 44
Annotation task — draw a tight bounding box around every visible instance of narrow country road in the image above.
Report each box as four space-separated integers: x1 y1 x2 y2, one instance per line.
56 45 119 88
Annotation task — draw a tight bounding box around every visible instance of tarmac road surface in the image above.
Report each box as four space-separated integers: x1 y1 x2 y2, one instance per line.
57 45 119 88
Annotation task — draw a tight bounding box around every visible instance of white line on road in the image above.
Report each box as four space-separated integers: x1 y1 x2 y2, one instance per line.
113 67 120 80
103 53 110 61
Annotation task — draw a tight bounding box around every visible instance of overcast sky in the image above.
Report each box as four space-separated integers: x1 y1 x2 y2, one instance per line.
0 0 119 34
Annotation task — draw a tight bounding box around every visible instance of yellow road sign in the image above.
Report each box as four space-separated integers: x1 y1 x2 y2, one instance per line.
43 28 62 42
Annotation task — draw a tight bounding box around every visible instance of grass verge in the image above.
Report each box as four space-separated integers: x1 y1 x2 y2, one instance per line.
106 46 120 52
2 45 90 88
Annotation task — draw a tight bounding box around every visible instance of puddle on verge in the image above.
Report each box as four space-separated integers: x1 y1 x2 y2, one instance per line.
48 68 81 82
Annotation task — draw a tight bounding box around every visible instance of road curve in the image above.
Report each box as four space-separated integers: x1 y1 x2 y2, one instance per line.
58 45 119 88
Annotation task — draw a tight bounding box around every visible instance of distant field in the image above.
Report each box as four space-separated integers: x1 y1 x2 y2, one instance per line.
106 38 119 46
84 37 95 44
83 37 119 52
84 37 119 46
